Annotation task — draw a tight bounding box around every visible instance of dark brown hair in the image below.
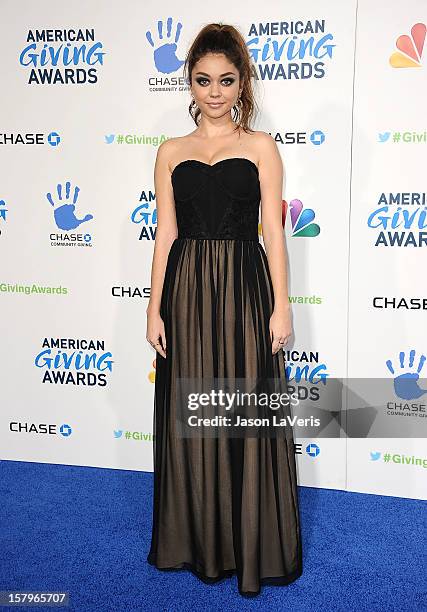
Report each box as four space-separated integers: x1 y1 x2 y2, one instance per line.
183 23 258 133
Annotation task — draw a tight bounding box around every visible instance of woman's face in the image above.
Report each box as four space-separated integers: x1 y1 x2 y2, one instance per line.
191 52 241 119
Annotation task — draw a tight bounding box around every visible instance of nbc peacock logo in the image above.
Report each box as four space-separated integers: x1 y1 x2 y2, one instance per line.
259 198 320 237
287 199 321 237
389 22 426 68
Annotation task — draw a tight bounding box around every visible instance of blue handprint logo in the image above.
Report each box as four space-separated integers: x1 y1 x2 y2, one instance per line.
46 181 93 231
0 199 7 221
146 17 184 74
386 349 427 400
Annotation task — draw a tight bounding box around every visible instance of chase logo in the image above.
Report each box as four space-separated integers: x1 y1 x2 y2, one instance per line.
306 443 320 457
60 424 72 437
9 422 74 436
48 131 61 147
370 451 381 461
310 130 325 145
46 181 94 248
389 22 426 68
146 17 184 76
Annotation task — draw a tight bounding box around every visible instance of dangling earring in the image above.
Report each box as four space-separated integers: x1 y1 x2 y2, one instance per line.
189 96 199 121
232 94 243 122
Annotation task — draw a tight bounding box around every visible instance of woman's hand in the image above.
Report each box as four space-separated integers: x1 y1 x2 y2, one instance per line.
146 308 167 358
269 306 292 355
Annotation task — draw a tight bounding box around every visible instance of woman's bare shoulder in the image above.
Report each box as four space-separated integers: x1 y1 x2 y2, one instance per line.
157 136 183 156
250 130 280 158
244 130 277 159
250 130 275 145
247 131 282 178
157 135 195 168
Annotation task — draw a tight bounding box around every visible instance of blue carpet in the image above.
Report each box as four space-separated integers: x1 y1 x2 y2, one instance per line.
0 460 425 611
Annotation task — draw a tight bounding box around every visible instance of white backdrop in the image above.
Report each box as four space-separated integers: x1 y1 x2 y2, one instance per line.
1 0 425 500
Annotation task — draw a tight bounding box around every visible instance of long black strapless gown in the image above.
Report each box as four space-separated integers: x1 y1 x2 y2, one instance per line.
147 157 303 597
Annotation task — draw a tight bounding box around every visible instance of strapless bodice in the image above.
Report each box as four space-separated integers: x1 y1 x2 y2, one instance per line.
171 157 261 241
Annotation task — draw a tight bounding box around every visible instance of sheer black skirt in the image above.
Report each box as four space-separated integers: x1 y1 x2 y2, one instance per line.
147 238 303 597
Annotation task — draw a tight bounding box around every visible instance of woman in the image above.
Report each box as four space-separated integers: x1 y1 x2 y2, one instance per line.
146 23 303 597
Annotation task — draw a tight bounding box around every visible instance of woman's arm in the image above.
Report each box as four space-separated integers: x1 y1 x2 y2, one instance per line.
257 132 292 352
146 140 178 316
258 132 290 311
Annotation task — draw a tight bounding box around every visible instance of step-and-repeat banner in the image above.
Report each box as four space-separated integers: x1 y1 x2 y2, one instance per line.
1 0 425 500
